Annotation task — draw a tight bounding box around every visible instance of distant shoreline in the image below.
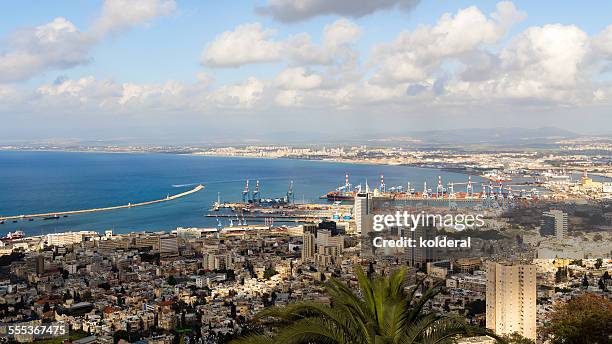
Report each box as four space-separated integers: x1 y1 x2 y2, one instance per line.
3 149 610 182
0 148 468 173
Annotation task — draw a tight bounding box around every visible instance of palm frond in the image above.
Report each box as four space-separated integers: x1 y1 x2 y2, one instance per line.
272 317 360 344
419 317 472 344
404 281 444 324
237 266 486 344
255 301 341 322
401 313 444 344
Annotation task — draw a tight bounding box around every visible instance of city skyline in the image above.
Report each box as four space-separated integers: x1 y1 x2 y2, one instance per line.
1 1 612 143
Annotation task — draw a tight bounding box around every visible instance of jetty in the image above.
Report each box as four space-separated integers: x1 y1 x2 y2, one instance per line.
0 184 204 221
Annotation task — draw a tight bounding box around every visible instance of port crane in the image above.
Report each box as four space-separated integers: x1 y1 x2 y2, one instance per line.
406 182 415 194
334 173 352 192
242 179 250 202
286 180 294 204
436 176 446 198
422 181 432 198
252 180 260 202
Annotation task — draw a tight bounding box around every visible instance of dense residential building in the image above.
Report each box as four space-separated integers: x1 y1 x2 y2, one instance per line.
46 231 97 246
159 235 179 256
301 224 344 265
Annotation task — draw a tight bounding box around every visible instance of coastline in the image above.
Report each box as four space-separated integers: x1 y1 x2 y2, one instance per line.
0 148 474 174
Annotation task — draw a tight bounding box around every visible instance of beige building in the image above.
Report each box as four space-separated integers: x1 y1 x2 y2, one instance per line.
301 232 316 262
486 261 536 341
159 235 179 256
46 231 97 246
301 227 343 265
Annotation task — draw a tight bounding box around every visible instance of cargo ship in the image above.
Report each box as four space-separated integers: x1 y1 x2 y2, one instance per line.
1 230 25 241
323 191 356 201
321 173 357 201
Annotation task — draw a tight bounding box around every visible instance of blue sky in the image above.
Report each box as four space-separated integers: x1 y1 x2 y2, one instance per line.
1 1 612 143
4 0 612 85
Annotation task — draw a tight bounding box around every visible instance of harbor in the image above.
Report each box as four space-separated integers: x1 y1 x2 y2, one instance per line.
0 152 571 235
321 173 541 204
203 173 533 230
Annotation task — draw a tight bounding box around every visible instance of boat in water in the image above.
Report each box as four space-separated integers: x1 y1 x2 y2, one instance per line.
322 190 355 201
321 173 357 201
1 231 25 241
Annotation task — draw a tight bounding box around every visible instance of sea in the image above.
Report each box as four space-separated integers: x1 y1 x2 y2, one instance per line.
0 151 487 236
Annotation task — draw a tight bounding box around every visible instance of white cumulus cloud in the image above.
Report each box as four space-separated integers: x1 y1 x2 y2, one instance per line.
275 67 323 90
500 24 590 88
91 0 176 37
201 23 282 67
371 4 524 84
202 19 361 68
208 77 265 108
0 0 176 83
0 18 92 83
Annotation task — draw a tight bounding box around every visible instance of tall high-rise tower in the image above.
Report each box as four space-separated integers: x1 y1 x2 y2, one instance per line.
540 210 568 239
302 232 316 262
486 261 537 341
354 192 373 235
36 255 45 275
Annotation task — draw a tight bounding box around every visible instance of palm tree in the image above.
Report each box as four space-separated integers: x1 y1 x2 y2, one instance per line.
232 266 492 344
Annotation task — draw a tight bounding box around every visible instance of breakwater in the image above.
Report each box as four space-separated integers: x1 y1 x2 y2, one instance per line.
0 185 204 221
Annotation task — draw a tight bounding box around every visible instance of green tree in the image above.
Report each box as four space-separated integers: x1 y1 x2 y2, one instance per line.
465 299 486 317
263 267 278 280
598 278 606 291
113 330 130 343
581 275 589 287
555 267 567 283
543 293 612 344
500 332 535 344
231 266 489 344
594 258 603 269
